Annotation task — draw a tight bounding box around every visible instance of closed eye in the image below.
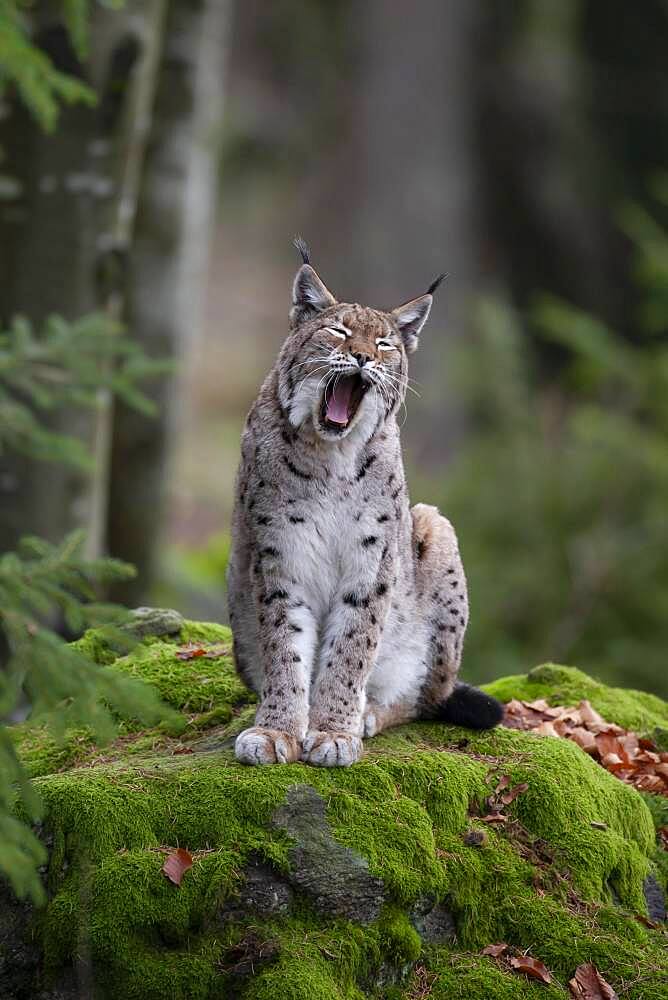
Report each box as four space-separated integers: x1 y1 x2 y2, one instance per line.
325 325 349 340
376 338 396 352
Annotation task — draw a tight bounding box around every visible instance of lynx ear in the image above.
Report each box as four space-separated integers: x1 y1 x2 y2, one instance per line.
290 264 337 328
391 274 445 353
391 295 432 353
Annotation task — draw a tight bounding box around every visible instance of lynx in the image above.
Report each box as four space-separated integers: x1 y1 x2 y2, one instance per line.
227 239 502 767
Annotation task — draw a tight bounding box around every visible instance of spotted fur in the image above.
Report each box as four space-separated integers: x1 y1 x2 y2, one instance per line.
228 247 501 767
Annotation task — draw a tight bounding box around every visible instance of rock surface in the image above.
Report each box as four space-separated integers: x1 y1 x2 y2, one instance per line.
2 613 667 999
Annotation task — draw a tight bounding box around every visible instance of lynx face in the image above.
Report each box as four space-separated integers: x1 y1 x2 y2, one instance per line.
283 305 407 442
279 245 443 442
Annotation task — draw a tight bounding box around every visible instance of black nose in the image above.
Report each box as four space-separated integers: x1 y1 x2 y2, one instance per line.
353 352 371 367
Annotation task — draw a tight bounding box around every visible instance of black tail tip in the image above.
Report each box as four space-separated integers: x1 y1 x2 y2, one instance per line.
439 683 504 730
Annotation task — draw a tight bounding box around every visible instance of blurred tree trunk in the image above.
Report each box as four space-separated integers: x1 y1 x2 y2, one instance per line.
324 0 482 467
477 2 623 330
106 0 229 606
0 1 167 553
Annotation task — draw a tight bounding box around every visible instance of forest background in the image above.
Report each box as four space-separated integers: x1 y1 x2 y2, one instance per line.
2 0 667 714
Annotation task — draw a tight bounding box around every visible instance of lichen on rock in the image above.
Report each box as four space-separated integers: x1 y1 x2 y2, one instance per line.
2 615 667 999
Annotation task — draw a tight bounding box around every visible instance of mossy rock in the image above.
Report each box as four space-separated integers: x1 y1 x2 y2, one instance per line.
3 617 668 999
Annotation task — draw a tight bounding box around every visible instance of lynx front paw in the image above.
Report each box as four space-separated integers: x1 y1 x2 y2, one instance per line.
301 730 363 767
234 727 302 766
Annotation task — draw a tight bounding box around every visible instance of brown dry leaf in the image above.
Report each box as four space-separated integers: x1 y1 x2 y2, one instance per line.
601 752 628 773
568 962 618 999
176 642 229 662
659 827 668 850
509 955 553 984
500 782 529 806
528 699 552 713
202 643 231 659
482 942 509 958
176 643 207 661
481 813 508 824
596 731 625 757
161 848 193 886
554 707 584 725
635 774 665 793
495 774 511 793
569 727 598 753
553 719 572 737
502 697 668 798
533 720 560 738
577 700 605 726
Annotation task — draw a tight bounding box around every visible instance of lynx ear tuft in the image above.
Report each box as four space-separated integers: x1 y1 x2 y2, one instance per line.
290 253 336 328
427 272 448 295
391 294 433 353
293 235 311 265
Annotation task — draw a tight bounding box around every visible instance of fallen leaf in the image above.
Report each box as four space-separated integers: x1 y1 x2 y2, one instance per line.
161 848 193 886
635 774 664 793
495 774 511 793
569 727 598 753
601 752 628 772
509 955 553 984
596 731 626 757
577 700 605 726
528 699 552 712
482 942 509 957
502 698 668 798
500 782 529 806
568 961 618 999
590 821 608 830
481 813 508 824
658 826 668 850
175 642 229 662
635 913 659 929
533 721 560 738
176 643 207 660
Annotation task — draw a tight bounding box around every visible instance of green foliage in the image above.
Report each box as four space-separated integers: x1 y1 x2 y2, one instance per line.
435 195 668 697
0 1 96 130
0 311 170 469
0 534 172 901
0 309 171 903
0 0 169 907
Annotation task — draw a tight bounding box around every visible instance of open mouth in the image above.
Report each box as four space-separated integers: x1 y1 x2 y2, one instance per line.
320 373 369 432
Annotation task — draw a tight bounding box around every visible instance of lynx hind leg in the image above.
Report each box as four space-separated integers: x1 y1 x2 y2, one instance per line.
227 569 262 694
362 699 418 737
411 504 503 729
411 504 468 711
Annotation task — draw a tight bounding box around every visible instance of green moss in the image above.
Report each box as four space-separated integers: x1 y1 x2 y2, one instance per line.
484 663 668 733
30 725 664 998
13 620 252 779
10 723 96 778
111 639 245 714
9 631 668 998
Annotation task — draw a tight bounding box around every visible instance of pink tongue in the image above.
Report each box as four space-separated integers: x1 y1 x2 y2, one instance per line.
326 378 354 425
